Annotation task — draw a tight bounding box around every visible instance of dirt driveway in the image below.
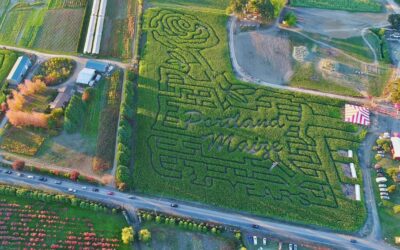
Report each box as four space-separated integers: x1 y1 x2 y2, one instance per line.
293 7 389 39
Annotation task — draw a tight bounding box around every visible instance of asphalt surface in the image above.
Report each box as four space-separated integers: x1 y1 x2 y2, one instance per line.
0 167 397 250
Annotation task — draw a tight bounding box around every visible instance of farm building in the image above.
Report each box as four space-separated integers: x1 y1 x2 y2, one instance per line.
49 86 74 109
6 56 32 85
391 137 400 160
344 104 370 126
86 60 109 73
77 68 96 85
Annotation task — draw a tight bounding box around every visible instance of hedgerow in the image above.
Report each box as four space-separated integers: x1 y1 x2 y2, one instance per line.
133 8 366 231
115 71 135 189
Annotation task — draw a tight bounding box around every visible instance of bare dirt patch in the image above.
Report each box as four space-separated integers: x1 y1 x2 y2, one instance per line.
35 131 98 177
294 7 389 39
234 28 293 85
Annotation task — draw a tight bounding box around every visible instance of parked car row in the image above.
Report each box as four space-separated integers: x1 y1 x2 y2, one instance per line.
375 166 390 200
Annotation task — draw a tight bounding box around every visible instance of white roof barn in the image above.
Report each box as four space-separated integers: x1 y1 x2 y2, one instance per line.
77 68 96 85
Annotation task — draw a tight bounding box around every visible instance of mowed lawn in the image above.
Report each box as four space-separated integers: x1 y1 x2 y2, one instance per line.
134 7 366 231
34 9 85 52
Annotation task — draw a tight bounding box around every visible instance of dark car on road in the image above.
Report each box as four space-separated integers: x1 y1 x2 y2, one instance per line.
350 239 357 243
92 188 99 192
252 224 260 229
38 177 47 182
170 203 178 208
5 170 12 174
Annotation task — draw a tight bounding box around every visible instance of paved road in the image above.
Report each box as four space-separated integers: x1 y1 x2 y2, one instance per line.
0 45 130 69
0 167 397 250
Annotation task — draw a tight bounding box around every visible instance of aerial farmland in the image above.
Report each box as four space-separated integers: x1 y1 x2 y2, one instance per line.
0 0 400 249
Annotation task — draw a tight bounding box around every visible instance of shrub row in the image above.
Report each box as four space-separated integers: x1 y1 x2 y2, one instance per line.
137 210 225 234
0 184 110 212
115 70 135 190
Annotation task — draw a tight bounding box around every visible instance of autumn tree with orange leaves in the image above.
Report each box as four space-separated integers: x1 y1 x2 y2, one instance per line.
6 80 49 128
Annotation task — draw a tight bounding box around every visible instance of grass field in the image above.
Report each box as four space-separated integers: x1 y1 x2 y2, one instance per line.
290 63 362 97
149 0 230 10
34 9 85 52
0 49 18 85
134 7 366 231
0 126 46 156
100 0 136 59
291 0 382 12
0 1 86 53
0 188 129 249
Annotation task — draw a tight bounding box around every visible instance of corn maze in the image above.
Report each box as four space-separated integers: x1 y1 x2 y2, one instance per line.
135 9 366 230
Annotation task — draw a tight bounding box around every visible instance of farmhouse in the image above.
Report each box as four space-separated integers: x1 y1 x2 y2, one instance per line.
6 56 32 85
86 60 109 73
77 68 96 85
391 137 400 160
49 86 74 109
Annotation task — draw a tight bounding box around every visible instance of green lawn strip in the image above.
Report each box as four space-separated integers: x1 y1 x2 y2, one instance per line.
289 63 363 97
291 0 382 12
82 79 108 136
134 7 366 231
305 32 374 63
149 0 229 11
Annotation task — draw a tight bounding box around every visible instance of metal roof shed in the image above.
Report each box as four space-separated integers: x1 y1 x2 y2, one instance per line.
86 60 109 73
6 56 32 85
77 68 96 84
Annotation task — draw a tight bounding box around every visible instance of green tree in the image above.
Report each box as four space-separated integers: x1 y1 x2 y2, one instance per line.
283 11 297 26
389 14 400 30
121 227 134 244
388 185 396 193
393 205 400 214
139 229 151 243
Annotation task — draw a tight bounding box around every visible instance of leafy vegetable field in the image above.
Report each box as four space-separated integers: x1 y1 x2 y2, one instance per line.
134 8 366 231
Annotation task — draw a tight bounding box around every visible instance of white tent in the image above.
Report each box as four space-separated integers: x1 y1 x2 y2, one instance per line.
345 104 370 126
349 163 357 178
355 184 361 201
77 68 96 84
